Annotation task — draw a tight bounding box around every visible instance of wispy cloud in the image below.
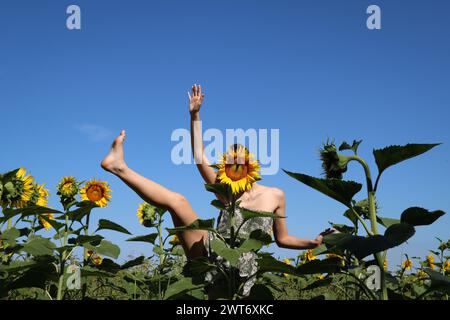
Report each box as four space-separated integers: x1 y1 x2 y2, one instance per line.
76 124 113 142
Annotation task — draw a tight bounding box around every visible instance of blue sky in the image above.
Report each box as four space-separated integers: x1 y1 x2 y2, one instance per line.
1 0 449 269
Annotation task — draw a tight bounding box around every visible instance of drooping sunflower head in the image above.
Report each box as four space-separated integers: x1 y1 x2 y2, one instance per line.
80 179 112 207
319 142 350 180
216 144 261 195
57 176 80 199
38 213 54 230
3 168 35 208
402 258 413 270
29 183 49 207
137 202 158 227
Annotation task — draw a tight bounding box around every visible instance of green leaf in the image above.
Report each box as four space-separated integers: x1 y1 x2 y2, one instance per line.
257 255 297 275
295 260 343 275
323 223 415 259
424 268 450 294
83 240 120 259
96 219 131 235
22 236 56 256
121 256 145 270
210 199 226 210
239 207 280 221
210 238 240 267
0 228 20 242
283 170 362 207
81 266 115 278
204 183 231 199
69 235 104 245
183 257 215 275
68 201 98 221
373 143 440 176
339 140 362 154
166 219 215 235
247 284 274 300
400 207 446 226
1 206 62 222
164 277 204 300
126 233 158 244
377 216 401 228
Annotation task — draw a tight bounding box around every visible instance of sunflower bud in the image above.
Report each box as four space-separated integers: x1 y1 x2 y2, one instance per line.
320 143 351 179
57 176 80 204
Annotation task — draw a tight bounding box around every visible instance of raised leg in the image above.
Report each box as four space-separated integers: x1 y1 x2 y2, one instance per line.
101 130 207 260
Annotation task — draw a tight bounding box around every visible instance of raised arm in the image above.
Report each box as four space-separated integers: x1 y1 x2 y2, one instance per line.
272 189 332 250
189 84 217 184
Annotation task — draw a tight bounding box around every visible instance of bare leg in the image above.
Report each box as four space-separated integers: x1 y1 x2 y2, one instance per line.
101 130 207 260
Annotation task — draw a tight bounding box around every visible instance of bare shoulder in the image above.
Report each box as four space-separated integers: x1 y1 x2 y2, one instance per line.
257 185 285 200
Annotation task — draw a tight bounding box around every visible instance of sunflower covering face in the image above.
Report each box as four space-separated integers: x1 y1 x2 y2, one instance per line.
80 179 112 207
216 145 261 195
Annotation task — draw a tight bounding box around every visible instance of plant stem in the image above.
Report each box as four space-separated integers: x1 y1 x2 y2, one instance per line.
349 155 388 300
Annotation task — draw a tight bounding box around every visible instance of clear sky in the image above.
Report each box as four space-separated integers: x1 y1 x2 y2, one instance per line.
1 0 449 269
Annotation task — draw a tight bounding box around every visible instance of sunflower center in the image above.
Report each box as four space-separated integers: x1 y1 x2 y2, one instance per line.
86 186 104 201
225 163 248 181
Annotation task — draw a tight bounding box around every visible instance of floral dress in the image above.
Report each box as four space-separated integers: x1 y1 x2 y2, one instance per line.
204 207 274 296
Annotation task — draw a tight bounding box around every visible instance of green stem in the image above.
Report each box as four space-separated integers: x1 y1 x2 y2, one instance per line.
56 214 70 300
349 156 388 300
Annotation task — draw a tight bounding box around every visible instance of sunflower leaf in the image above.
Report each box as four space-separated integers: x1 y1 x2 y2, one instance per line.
283 170 362 207
400 207 446 226
96 219 131 235
126 233 158 244
373 143 440 178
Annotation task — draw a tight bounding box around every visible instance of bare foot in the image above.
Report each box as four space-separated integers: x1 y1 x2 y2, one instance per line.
101 130 128 175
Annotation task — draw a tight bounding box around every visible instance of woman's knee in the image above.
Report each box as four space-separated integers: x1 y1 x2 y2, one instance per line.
170 192 190 211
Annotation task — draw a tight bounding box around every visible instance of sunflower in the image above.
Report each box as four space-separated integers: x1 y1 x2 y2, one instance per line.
57 176 80 198
303 249 317 262
80 179 111 207
38 213 54 230
169 235 181 246
6 168 35 208
319 142 350 180
137 202 157 227
216 144 261 195
383 258 388 271
426 254 435 269
417 269 428 279
29 183 49 207
85 250 103 265
443 260 450 272
402 258 413 270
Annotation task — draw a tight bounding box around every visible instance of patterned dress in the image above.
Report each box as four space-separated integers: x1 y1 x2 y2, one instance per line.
204 207 274 296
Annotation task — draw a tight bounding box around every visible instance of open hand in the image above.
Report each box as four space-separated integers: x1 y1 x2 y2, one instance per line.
188 84 205 115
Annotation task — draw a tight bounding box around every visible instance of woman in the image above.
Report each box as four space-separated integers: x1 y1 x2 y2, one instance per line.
100 84 331 262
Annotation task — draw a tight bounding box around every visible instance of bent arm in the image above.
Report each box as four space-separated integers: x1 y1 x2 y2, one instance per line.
189 84 217 184
272 190 322 250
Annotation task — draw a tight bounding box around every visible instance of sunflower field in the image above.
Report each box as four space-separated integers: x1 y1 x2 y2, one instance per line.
0 141 449 300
